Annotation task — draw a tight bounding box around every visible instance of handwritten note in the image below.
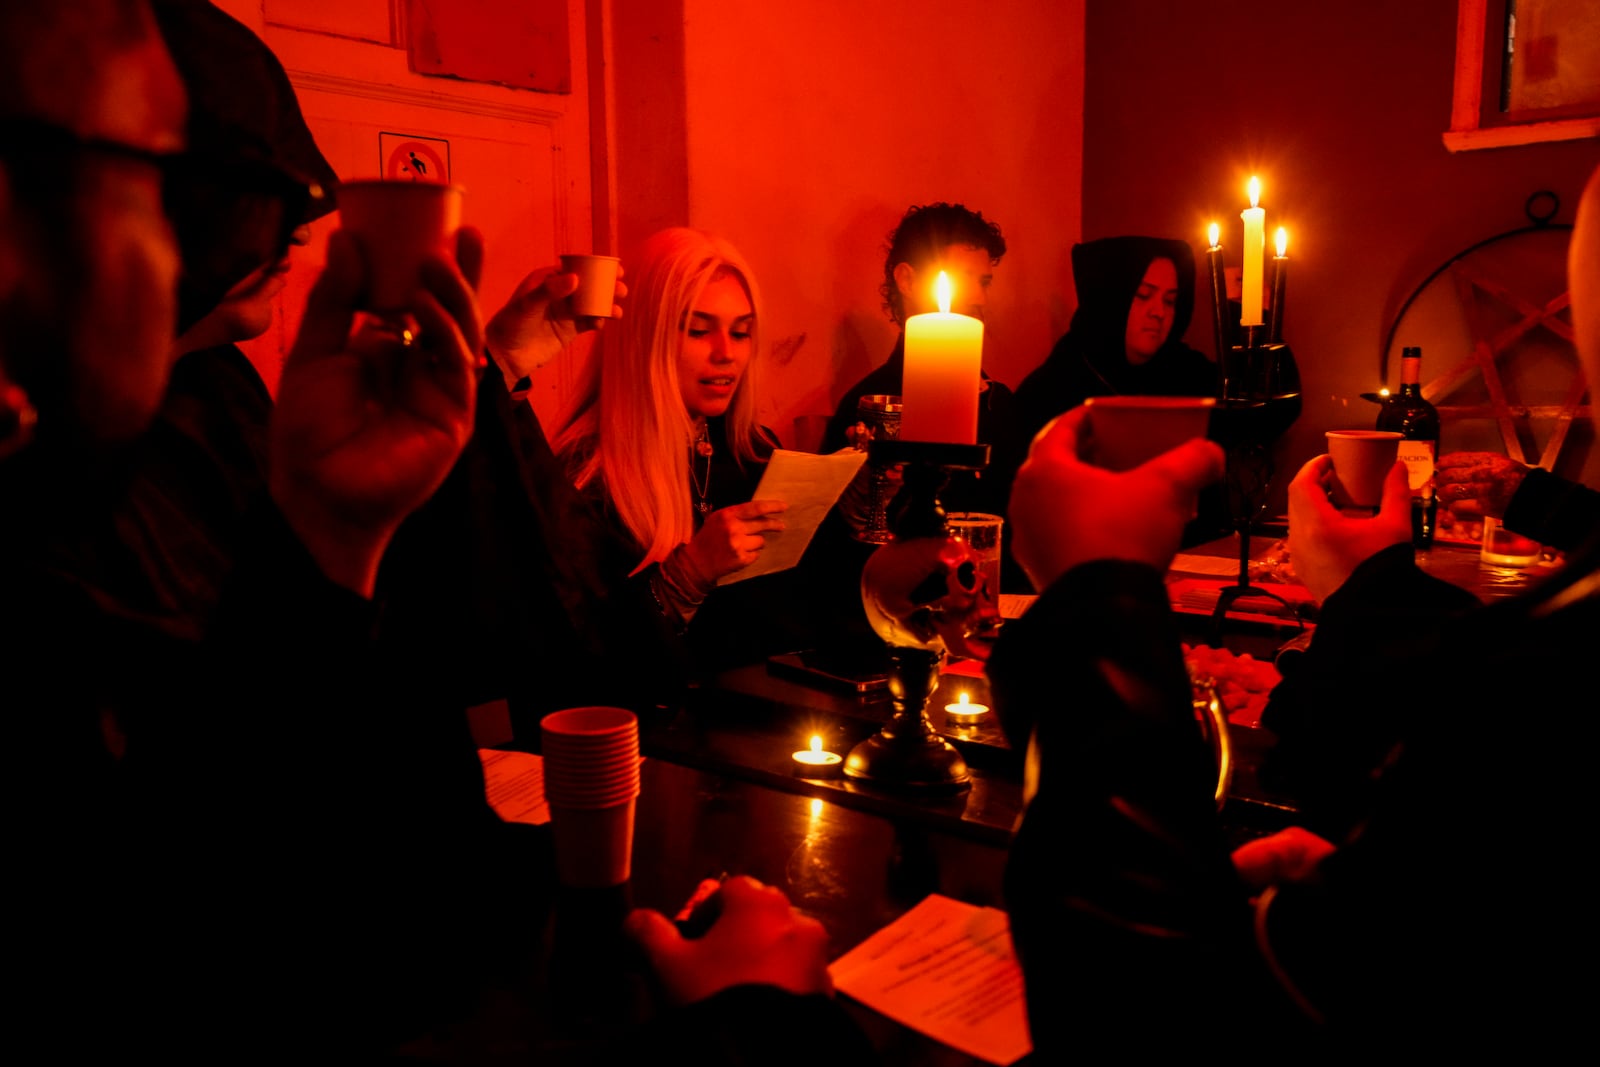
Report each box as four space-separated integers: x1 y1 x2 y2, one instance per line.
718 448 867 585
830 893 1032 1065
478 749 550 826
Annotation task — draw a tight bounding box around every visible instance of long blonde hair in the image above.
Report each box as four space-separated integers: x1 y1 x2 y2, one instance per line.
553 227 767 574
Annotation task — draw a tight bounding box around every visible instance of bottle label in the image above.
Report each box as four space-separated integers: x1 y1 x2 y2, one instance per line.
1396 439 1435 492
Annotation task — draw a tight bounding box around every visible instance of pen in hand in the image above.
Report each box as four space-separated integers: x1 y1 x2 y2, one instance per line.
673 873 727 939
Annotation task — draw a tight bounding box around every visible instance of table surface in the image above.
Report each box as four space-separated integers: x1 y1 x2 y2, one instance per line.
473 756 1012 1066
486 529 1555 1063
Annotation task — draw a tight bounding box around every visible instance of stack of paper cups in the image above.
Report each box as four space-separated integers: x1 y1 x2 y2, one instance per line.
540 706 641 888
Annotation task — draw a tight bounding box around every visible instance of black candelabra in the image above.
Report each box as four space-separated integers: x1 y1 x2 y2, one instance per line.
1209 320 1305 643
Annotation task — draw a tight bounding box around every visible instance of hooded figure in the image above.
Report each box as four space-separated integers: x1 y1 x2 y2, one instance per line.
1014 235 1218 446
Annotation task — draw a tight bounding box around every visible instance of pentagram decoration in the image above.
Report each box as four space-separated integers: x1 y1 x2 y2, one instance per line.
1381 191 1588 475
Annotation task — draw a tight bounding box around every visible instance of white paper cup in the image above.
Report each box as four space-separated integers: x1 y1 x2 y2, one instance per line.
1083 396 1216 472
1325 430 1403 511
549 798 636 888
559 254 621 318
541 707 640 809
337 180 464 312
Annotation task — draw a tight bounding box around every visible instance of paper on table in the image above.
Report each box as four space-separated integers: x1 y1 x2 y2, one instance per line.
718 448 867 585
1169 552 1245 578
478 749 550 826
830 893 1032 1066
997 593 1035 619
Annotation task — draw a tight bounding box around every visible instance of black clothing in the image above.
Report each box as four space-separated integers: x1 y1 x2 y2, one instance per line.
822 338 1032 591
1016 236 1300 543
378 368 673 731
578 417 857 683
43 344 271 637
989 532 1598 1055
1013 236 1218 444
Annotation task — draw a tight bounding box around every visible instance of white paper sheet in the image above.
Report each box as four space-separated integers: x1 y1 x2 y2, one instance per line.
478 749 550 825
718 448 867 585
830 893 1032 1065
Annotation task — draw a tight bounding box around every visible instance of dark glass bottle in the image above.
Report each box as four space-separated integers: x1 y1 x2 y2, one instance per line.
1377 346 1441 546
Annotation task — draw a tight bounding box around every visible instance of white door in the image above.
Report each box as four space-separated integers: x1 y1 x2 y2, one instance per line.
211 0 604 419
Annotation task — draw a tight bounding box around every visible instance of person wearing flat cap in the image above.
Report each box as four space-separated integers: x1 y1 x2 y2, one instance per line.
44 0 342 636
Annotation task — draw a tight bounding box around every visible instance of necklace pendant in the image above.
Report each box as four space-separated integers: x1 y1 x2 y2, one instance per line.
696 499 712 516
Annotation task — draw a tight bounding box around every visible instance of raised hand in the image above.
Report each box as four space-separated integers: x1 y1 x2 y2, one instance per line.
624 875 833 1005
1008 407 1225 592
1286 455 1412 605
484 263 627 387
679 499 787 586
1433 451 1527 521
270 228 485 596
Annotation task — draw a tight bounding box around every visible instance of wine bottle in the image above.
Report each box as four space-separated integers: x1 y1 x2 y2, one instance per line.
1376 346 1441 546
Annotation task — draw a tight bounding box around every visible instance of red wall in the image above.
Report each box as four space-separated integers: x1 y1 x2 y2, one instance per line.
1082 0 1598 498
613 0 1088 448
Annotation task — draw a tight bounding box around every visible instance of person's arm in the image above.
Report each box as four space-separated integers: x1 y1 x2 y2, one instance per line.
1260 457 1481 834
991 411 1304 1053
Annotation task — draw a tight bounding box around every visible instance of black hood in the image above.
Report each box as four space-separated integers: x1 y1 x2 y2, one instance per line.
1065 235 1198 372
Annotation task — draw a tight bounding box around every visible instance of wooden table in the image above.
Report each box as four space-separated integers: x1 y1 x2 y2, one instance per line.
468 754 1012 1066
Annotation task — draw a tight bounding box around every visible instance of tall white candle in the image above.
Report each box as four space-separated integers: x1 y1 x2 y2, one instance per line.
901 271 983 443
1240 176 1265 327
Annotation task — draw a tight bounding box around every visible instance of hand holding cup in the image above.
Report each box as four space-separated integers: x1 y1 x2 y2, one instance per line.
485 258 627 387
1286 454 1412 604
1009 406 1225 591
270 226 483 597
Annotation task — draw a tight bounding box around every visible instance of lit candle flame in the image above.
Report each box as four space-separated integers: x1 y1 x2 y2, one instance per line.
1379 387 1391 398
1207 222 1220 249
1248 176 1261 208
1275 227 1288 258
809 735 823 754
935 270 952 314
957 693 970 708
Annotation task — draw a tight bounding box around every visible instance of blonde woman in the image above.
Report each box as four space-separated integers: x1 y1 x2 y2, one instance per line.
553 227 788 637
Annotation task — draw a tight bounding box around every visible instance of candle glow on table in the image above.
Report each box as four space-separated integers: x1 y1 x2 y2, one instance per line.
792 734 843 775
900 271 984 444
1240 176 1265 327
944 692 989 721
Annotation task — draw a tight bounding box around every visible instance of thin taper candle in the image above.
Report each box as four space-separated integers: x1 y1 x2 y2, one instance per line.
1268 227 1289 344
1205 222 1229 396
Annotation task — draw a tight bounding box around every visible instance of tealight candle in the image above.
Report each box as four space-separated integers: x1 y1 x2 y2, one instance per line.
792 734 843 777
944 692 989 722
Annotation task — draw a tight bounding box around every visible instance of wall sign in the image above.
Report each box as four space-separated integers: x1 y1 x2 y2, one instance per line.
379 132 451 183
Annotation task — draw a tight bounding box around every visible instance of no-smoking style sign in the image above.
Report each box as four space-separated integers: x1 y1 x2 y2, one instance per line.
379 132 451 183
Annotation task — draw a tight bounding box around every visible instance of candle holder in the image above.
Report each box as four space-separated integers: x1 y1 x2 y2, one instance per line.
1212 320 1304 645
853 394 903 545
845 438 995 793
